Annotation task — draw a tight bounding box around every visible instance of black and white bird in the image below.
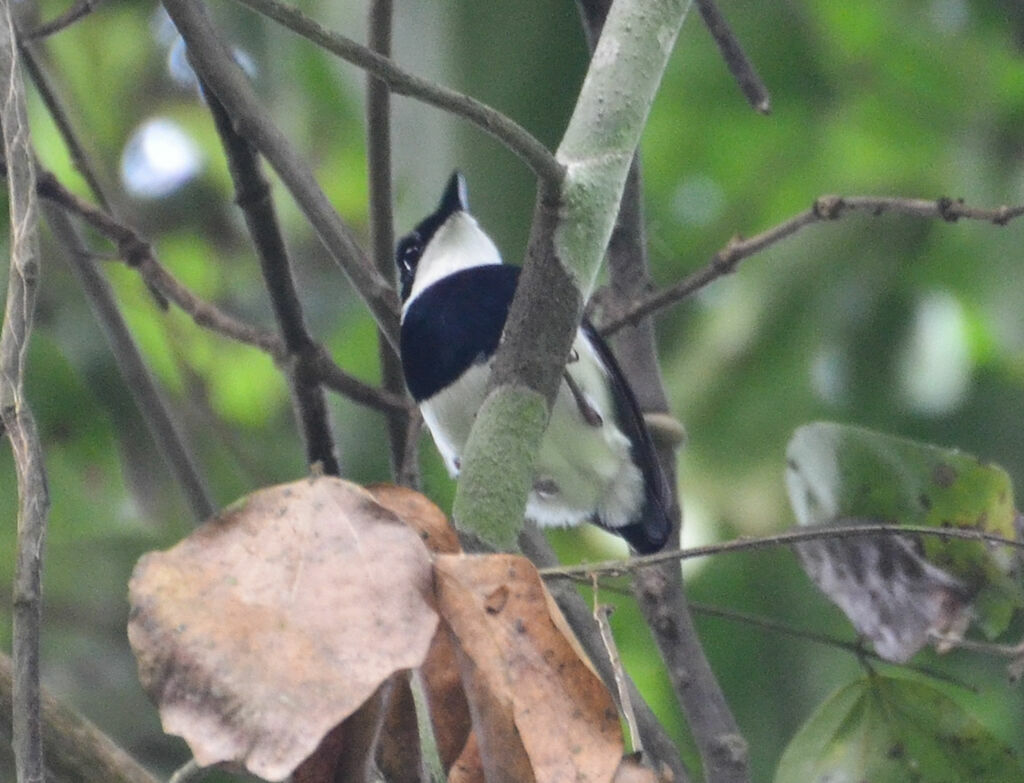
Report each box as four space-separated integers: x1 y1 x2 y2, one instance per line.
397 172 672 553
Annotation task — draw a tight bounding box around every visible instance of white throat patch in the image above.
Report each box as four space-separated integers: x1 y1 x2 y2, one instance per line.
403 212 502 316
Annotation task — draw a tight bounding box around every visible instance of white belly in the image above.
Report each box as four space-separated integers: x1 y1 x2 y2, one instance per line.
420 332 643 530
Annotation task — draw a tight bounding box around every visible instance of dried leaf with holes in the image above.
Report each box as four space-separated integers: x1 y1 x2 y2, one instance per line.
127 477 438 781
436 553 624 783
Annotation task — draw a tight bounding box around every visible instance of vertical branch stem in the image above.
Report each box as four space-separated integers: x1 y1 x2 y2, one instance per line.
366 0 417 485
0 2 49 780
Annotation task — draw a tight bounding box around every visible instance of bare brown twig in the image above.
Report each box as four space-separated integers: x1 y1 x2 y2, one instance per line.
540 522 1024 580
11 163 410 416
601 194 1024 335
162 0 402 347
228 0 562 184
203 82 341 476
22 0 100 40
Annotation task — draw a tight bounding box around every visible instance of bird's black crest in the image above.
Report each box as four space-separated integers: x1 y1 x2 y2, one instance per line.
396 171 468 302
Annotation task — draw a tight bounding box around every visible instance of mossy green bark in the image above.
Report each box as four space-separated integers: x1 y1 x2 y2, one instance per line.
451 385 549 552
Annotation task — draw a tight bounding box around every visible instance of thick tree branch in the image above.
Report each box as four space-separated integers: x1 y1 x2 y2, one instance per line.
203 83 340 476
602 194 1024 335
453 0 692 558
161 0 401 347
0 2 48 779
228 0 561 184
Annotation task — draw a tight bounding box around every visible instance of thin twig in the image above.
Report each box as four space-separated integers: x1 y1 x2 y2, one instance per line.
601 194 1024 335
202 81 340 475
8 163 410 415
22 0 99 40
228 0 562 185
18 41 111 209
44 204 217 521
591 575 640 753
0 2 48 779
161 0 402 347
366 0 416 485
541 523 1024 580
694 0 771 114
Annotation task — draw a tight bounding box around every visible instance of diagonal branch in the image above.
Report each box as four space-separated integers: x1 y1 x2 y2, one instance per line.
602 194 1024 335
0 3 49 780
202 82 340 475
21 0 100 41
14 164 409 415
44 204 217 521
161 0 401 347
228 0 561 184
694 0 771 114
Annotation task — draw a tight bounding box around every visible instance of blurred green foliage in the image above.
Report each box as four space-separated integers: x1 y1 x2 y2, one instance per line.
1 0 1023 780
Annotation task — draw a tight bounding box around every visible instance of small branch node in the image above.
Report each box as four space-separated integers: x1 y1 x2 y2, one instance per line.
936 196 961 222
813 194 844 220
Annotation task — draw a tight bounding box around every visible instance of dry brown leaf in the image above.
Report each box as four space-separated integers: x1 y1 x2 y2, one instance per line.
448 731 485 783
127 477 438 781
374 676 424 783
612 755 667 783
367 482 461 554
419 620 472 771
436 553 624 783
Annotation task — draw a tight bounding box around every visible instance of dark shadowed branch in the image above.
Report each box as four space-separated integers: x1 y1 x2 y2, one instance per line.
0 3 48 780
21 0 100 41
366 0 418 487
694 0 771 114
203 83 341 476
162 0 402 347
18 41 112 209
602 194 1024 335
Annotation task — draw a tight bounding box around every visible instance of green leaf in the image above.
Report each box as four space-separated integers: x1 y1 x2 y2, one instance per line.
786 421 1023 641
775 675 1024 783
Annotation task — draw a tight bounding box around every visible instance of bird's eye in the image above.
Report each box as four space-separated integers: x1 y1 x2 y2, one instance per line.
397 233 423 274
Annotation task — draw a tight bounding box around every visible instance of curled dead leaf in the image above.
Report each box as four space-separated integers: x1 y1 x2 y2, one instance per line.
436 553 623 783
367 482 462 554
127 477 438 781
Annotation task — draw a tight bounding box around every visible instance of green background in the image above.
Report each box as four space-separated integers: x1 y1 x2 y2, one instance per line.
2 0 1023 780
